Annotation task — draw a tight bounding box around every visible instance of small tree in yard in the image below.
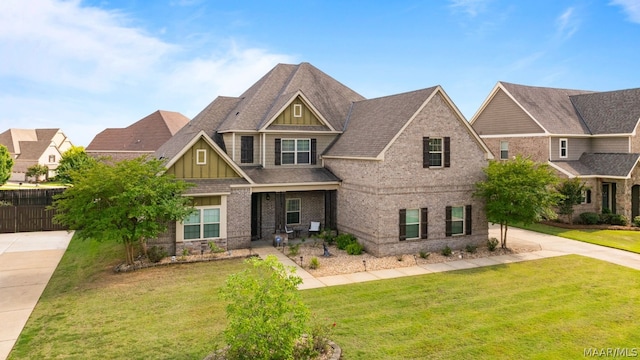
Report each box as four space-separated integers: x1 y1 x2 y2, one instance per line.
52 156 194 265
0 144 13 185
26 164 49 183
55 145 97 184
555 177 588 225
474 155 561 249
220 255 310 360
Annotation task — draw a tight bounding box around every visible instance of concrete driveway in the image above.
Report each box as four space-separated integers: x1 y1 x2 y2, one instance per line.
0 231 73 360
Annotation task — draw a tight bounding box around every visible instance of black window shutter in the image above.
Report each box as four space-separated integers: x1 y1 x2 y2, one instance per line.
274 138 281 166
445 206 452 237
465 205 472 235
423 137 430 168
240 136 253 163
612 183 617 213
311 138 317 165
420 207 428 239
399 209 407 241
586 189 591 204
444 137 451 168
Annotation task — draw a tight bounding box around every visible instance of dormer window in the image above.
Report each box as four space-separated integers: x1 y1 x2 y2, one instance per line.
48 155 56 163
275 138 316 165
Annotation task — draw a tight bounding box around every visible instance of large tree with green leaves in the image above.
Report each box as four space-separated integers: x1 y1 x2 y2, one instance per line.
52 156 194 264
0 144 13 185
55 146 97 184
555 177 588 225
474 155 561 248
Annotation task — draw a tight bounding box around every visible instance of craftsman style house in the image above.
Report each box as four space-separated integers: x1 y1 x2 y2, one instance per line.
87 110 189 161
0 128 73 181
153 63 492 257
471 82 640 221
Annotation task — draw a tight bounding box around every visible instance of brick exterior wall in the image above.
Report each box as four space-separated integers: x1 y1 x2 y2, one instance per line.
258 191 325 240
481 136 549 163
325 92 490 257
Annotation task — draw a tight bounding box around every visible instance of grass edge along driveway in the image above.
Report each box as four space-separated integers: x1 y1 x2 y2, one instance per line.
9 235 640 359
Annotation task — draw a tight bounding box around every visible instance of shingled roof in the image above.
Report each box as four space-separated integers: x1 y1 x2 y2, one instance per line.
87 110 189 152
500 82 593 134
570 88 640 134
324 87 438 158
0 128 65 158
552 153 640 178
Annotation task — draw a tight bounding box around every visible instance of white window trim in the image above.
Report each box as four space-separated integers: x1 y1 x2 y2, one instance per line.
286 198 301 225
293 104 302 118
177 199 227 242
281 138 311 165
500 141 509 160
405 208 420 240
451 206 465 236
581 189 589 204
196 149 207 165
429 138 443 168
559 138 568 159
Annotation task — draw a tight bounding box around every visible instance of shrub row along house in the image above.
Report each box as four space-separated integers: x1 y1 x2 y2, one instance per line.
471 82 640 223
151 62 493 256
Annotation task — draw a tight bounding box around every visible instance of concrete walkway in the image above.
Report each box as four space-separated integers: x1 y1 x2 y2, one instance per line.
0 231 73 360
254 225 640 290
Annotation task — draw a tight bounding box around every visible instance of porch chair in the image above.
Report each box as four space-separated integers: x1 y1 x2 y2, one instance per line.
284 225 294 238
308 221 321 236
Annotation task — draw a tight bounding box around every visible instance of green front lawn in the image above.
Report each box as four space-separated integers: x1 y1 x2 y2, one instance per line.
515 222 640 253
10 236 640 359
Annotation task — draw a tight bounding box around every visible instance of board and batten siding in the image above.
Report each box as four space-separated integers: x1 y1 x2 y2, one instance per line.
165 137 241 179
473 89 545 135
273 97 323 126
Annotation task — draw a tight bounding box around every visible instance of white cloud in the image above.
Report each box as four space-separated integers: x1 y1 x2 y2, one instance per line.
556 7 580 40
0 0 294 146
449 0 491 17
610 0 640 23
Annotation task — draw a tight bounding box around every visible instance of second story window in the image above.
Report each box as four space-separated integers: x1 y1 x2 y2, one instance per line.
275 138 316 165
48 155 56 163
423 137 450 168
559 138 568 158
500 141 509 160
240 136 254 163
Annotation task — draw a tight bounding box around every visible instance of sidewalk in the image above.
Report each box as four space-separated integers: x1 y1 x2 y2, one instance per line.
0 231 73 360
253 225 640 290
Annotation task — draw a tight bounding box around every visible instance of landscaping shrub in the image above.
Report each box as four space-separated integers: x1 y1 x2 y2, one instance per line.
633 216 640 227
345 242 364 255
208 241 225 253
147 246 167 263
579 212 600 225
335 233 357 250
288 243 301 256
465 244 477 253
441 245 452 256
419 250 430 259
309 257 319 270
609 214 628 226
487 237 499 251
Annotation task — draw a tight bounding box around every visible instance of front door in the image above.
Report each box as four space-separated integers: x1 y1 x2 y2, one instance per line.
633 185 640 220
602 182 617 213
250 193 261 240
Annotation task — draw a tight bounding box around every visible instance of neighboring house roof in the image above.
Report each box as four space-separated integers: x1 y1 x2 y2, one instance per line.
324 87 438 158
0 128 67 158
87 110 189 152
499 82 593 134
570 88 640 135
551 153 640 178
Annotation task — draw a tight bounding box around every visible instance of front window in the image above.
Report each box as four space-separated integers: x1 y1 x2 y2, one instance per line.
451 206 464 236
404 209 420 239
281 139 310 165
429 138 443 167
500 141 509 160
286 198 301 225
184 208 220 240
559 139 568 158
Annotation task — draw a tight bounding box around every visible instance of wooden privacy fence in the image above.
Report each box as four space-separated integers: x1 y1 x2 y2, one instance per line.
0 188 68 233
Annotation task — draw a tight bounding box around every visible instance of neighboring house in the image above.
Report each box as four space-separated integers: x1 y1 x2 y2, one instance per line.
86 110 190 161
153 62 492 257
470 81 640 221
0 128 73 181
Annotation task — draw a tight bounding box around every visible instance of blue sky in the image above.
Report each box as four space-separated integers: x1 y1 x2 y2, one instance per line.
1 0 639 146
